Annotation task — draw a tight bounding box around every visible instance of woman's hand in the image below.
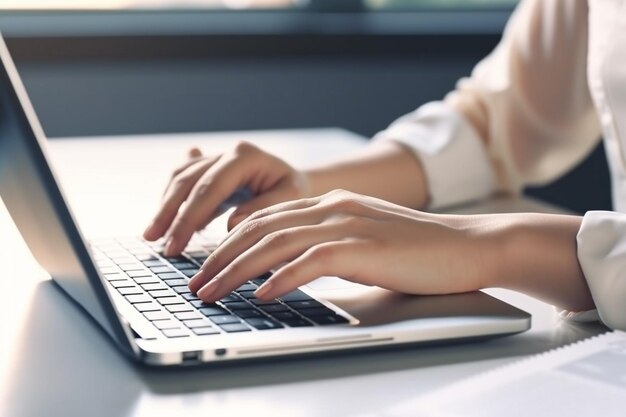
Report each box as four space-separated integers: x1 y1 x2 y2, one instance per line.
143 142 310 256
188 190 499 303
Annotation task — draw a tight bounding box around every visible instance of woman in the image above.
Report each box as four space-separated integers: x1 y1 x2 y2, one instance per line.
143 1 625 330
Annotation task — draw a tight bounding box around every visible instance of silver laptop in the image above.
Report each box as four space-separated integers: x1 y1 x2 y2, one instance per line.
0 35 530 366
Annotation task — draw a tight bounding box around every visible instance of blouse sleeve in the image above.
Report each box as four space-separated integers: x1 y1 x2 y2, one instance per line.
577 211 626 331
373 0 601 210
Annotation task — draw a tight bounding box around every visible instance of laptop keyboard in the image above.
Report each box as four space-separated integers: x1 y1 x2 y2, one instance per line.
90 235 349 339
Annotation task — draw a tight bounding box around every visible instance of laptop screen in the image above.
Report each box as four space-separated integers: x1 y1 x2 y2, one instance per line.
0 35 134 355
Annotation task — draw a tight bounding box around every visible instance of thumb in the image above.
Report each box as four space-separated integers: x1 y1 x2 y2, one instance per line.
226 187 295 230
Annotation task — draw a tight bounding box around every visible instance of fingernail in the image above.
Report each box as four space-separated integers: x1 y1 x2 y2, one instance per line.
254 281 273 299
197 282 218 301
188 269 204 288
143 222 156 239
164 237 178 256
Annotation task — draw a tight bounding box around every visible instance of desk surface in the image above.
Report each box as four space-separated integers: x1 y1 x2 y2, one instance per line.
0 129 607 417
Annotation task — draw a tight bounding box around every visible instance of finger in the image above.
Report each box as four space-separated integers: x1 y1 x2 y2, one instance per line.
255 240 364 300
194 223 346 302
189 203 324 292
143 158 215 241
161 148 209 198
226 195 320 239
227 185 313 230
188 147 202 158
163 155 248 256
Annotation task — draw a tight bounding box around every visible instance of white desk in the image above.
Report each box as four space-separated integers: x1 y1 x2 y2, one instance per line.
0 129 608 417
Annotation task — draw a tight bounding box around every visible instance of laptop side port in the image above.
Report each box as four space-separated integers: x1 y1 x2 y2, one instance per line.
182 351 201 364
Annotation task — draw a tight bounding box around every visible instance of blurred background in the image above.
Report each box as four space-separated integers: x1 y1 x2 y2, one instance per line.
0 0 610 213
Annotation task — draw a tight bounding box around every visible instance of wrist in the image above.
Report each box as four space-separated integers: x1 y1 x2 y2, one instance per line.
486 213 593 311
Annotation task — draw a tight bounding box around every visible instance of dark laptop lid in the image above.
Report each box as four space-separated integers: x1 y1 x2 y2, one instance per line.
0 35 136 357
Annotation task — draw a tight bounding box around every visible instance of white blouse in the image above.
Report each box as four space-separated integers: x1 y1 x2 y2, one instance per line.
374 0 626 330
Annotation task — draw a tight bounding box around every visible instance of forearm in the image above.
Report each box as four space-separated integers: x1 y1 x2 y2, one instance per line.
305 141 429 209
484 213 595 312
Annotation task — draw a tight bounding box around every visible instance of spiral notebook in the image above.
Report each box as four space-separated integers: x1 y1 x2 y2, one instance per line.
370 330 626 417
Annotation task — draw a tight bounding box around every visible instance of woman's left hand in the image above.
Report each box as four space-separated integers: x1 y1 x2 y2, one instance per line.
188 190 498 303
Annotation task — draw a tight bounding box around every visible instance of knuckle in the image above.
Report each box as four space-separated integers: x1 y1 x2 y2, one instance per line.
331 196 361 213
307 245 335 264
233 140 257 155
239 218 266 239
192 182 212 199
260 231 289 248
172 172 193 188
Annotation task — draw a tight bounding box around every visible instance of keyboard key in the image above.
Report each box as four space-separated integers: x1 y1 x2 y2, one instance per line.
224 302 253 311
127 270 154 278
190 299 211 308
143 310 171 321
142 260 166 267
192 256 208 264
141 282 168 291
150 266 175 274
286 300 324 310
237 290 256 299
157 296 185 306
172 285 192 294
134 301 162 312
271 311 299 321
210 315 241 325
134 276 160 285
235 309 264 319
103 273 126 281
125 294 153 304
148 289 176 298
251 273 272 286
153 319 180 330
117 286 143 295
118 263 145 272
193 327 220 336
220 294 241 303
180 269 199 278
182 319 213 329
250 299 280 306
219 323 251 333
171 262 197 270
297 307 335 317
174 311 202 320
310 315 349 325
163 256 188 264
245 318 283 330
164 278 188 287
100 267 119 275
237 283 257 292
162 328 189 338
282 318 313 327
166 304 194 313
158 272 183 280
198 306 229 316
110 280 135 288
135 254 157 262
279 290 314 303
182 293 200 301
259 304 289 313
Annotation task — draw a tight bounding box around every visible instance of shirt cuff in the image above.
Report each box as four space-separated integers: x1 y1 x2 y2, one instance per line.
577 211 626 331
372 101 496 209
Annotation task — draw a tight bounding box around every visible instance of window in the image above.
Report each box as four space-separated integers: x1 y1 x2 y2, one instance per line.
365 0 517 9
0 0 301 10
1 0 516 11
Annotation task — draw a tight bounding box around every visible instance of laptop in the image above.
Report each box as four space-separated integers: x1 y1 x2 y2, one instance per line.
0 35 530 366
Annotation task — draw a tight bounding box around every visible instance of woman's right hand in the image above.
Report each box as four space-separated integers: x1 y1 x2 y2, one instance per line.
143 141 310 256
